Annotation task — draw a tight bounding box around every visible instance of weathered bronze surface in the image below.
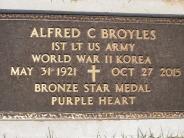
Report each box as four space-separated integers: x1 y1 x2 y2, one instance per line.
0 13 183 120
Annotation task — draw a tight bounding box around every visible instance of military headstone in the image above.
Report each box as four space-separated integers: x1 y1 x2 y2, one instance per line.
0 13 183 120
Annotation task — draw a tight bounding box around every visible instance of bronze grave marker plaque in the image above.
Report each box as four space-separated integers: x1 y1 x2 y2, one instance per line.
0 13 183 120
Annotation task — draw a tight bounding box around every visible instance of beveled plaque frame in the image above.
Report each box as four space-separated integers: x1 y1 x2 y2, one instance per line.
0 13 183 120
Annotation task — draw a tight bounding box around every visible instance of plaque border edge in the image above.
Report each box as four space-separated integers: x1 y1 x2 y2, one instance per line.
0 112 183 120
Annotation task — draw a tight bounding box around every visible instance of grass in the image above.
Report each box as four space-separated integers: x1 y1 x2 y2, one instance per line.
46 127 184 138
1 127 184 138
